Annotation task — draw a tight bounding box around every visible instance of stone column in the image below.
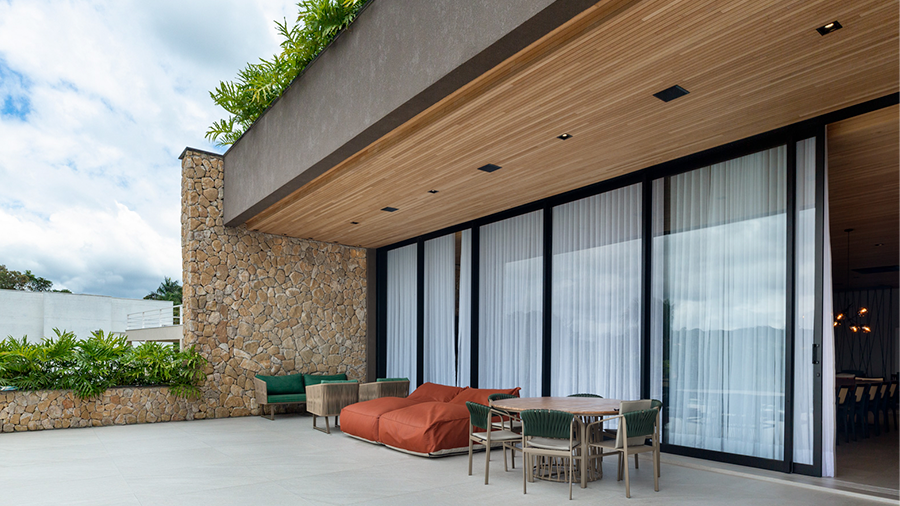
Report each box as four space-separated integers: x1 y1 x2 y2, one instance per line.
180 148 367 418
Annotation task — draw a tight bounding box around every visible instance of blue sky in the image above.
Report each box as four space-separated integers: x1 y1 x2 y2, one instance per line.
0 0 294 298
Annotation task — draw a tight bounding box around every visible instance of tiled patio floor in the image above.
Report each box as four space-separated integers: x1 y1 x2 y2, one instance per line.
0 414 895 505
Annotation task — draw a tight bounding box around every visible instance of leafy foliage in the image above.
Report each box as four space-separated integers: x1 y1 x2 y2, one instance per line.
0 329 206 399
206 0 367 145
0 264 56 292
144 277 182 305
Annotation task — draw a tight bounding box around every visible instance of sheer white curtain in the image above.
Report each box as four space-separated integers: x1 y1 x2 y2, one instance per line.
479 211 543 397
794 138 816 466
822 136 835 477
424 234 456 385
551 184 642 400
386 244 417 385
652 146 787 460
457 229 472 387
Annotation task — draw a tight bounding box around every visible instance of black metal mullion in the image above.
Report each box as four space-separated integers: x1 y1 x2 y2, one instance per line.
375 248 388 379
542 205 553 397
470 226 480 388
416 239 425 387
641 174 652 401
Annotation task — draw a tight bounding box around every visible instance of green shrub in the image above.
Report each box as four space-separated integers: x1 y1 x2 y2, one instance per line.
0 329 206 400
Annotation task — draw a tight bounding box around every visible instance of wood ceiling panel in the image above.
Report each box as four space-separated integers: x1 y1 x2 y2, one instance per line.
245 0 899 249
828 105 899 290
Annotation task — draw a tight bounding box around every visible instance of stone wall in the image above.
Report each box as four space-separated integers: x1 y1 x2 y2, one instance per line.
181 149 368 418
0 387 196 432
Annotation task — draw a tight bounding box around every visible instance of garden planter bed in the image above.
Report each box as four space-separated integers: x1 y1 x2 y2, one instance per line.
0 386 202 432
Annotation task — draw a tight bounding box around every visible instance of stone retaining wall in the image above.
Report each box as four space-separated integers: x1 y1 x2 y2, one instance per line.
0 387 198 432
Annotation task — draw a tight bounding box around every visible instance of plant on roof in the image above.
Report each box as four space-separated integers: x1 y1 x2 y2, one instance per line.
206 0 368 146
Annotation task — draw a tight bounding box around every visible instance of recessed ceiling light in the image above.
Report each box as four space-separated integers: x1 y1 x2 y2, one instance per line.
381 207 398 212
428 189 439 194
875 243 885 247
557 133 573 140
477 164 502 173
816 21 842 36
351 221 359 225
653 85 689 102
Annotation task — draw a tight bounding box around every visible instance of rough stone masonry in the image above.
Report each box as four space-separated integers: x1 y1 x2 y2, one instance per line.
181 148 368 419
0 149 368 432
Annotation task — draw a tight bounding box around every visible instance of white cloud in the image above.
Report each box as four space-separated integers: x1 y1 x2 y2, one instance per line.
0 0 293 298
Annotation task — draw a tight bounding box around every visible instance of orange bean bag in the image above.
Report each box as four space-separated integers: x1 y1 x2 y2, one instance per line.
341 383 520 457
340 382 464 443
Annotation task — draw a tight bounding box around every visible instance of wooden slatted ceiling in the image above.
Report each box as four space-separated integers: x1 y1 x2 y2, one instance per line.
828 105 899 290
245 0 899 249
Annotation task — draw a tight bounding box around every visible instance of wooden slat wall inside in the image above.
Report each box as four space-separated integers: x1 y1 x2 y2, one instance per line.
828 105 899 290
245 0 899 249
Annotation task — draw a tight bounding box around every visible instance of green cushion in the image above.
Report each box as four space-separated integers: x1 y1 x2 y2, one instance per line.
320 379 358 384
267 393 306 404
303 373 347 388
256 374 304 395
377 377 409 382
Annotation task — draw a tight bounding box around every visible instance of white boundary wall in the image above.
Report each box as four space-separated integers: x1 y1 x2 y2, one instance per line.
0 290 172 341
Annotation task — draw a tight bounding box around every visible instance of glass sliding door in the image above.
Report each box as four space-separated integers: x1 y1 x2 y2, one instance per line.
423 234 456 385
651 146 788 461
793 138 816 466
479 211 543 397
386 244 417 385
551 184 642 400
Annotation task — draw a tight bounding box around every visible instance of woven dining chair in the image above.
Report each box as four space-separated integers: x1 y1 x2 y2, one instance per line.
567 393 603 398
466 402 521 485
489 393 522 432
520 409 580 500
588 407 660 498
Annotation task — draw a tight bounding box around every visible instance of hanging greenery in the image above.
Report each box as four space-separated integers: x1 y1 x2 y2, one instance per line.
206 0 368 146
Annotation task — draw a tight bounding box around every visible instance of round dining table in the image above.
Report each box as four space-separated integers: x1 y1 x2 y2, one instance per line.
490 396 622 488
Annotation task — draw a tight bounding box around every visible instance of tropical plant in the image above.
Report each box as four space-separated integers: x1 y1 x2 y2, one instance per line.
144 277 182 305
206 0 367 145
0 329 206 400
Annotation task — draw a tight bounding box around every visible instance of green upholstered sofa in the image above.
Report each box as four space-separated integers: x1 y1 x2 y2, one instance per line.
253 372 347 420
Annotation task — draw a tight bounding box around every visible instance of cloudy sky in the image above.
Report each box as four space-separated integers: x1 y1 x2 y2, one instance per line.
0 0 295 298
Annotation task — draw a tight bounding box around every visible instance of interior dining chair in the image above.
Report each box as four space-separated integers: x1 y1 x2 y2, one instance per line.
885 382 899 432
466 402 521 485
588 407 660 498
567 393 603 398
864 383 881 437
835 385 852 444
868 383 888 436
851 384 867 441
520 409 580 500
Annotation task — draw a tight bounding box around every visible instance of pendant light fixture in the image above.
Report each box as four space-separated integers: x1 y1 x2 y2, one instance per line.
833 228 872 333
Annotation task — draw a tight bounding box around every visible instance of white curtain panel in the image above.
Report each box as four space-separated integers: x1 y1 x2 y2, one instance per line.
457 229 472 387
386 244 417 386
479 211 543 397
551 183 642 400
822 137 835 477
653 146 787 460
423 234 456 386
793 137 816 466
